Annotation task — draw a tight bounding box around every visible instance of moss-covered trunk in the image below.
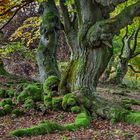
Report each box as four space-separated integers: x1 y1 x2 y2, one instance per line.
36 1 60 83
101 56 115 82
60 41 113 95
111 59 128 84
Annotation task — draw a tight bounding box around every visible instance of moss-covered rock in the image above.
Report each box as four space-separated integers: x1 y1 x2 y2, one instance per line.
17 84 42 103
62 93 77 110
0 109 5 117
110 107 129 123
7 89 15 98
52 97 62 111
0 98 13 107
65 112 91 131
44 95 52 110
9 112 91 137
76 95 91 109
71 106 81 114
35 102 46 112
43 76 59 96
4 104 12 113
9 120 64 137
125 112 140 125
12 109 24 117
0 89 8 98
23 98 34 109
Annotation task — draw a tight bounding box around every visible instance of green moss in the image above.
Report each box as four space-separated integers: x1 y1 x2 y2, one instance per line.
0 109 5 117
110 107 129 123
66 59 84 90
58 62 68 73
9 112 91 137
0 89 8 98
17 91 28 103
71 106 81 114
77 96 91 108
65 112 91 131
12 109 24 117
10 120 64 137
62 93 77 110
44 95 52 109
52 97 62 111
43 76 59 94
0 98 13 107
7 89 15 98
23 98 34 109
35 102 46 112
4 104 12 113
75 112 91 127
125 112 140 125
122 98 140 106
17 84 42 103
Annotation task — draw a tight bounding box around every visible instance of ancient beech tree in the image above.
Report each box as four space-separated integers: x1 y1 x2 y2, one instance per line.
112 26 140 83
38 0 140 93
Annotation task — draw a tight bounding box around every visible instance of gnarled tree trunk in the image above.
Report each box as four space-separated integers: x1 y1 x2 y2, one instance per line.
59 29 113 95
36 0 140 123
113 59 128 84
110 26 140 84
101 56 115 82
37 1 60 83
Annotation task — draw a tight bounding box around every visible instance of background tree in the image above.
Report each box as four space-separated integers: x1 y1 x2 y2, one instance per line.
58 0 140 95
111 24 140 84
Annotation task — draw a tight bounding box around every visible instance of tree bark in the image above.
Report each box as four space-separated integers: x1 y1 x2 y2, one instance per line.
111 58 128 84
60 30 113 95
36 1 60 83
101 55 115 82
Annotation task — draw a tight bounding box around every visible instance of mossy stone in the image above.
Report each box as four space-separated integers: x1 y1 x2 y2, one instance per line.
71 106 81 114
17 91 29 103
9 121 64 137
7 89 15 98
75 112 91 127
9 112 91 137
110 107 129 123
0 89 8 98
62 93 77 110
44 95 52 109
12 109 24 117
1 98 13 107
23 98 34 109
52 97 62 110
4 104 12 113
43 76 59 93
65 112 91 131
125 112 140 125
17 84 42 103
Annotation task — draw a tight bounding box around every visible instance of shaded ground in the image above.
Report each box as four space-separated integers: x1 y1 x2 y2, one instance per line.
0 75 140 140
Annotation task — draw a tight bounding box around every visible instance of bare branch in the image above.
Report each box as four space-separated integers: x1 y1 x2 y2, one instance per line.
59 0 71 33
130 51 140 59
87 1 140 47
128 65 140 73
132 26 140 53
95 0 127 7
0 0 34 30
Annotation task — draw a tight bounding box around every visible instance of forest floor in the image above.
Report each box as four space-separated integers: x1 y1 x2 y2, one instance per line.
0 75 140 140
